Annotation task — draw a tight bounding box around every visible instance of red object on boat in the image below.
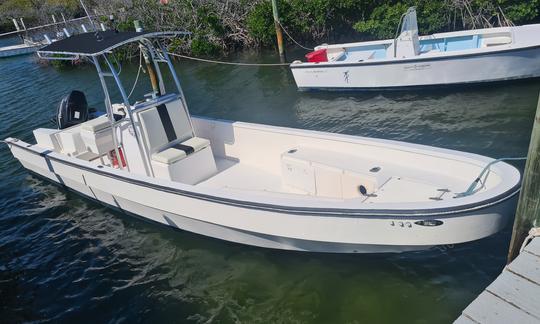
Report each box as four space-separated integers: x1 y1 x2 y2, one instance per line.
109 148 126 169
305 49 328 63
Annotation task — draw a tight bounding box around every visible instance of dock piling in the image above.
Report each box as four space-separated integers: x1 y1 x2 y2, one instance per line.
507 93 540 263
271 0 286 63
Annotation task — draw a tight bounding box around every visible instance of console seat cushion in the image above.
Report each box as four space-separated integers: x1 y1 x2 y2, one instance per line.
151 137 210 164
81 116 110 133
181 137 210 153
152 147 187 164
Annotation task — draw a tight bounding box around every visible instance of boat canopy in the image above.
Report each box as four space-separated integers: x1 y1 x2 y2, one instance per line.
37 30 189 57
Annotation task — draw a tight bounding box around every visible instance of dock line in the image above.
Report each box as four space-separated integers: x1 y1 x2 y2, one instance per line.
167 52 291 67
277 20 314 51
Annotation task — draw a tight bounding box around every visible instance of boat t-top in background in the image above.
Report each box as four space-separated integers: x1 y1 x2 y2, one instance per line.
5 30 521 253
290 7 540 91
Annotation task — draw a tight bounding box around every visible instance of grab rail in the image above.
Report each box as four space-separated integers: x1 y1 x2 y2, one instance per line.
131 93 180 113
393 11 408 58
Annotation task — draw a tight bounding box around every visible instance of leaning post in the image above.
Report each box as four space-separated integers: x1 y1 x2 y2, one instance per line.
271 0 286 63
507 93 540 262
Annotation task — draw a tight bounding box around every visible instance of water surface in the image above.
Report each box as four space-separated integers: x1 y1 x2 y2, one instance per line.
1 39 540 323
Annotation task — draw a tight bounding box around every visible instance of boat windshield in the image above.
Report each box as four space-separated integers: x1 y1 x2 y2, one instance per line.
401 7 419 37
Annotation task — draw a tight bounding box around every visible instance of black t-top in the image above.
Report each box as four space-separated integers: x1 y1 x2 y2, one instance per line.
39 31 187 56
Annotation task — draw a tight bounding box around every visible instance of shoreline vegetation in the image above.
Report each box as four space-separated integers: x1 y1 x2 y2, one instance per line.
0 0 539 58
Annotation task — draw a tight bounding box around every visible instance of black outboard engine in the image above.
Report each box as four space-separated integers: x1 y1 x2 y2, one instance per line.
56 90 89 129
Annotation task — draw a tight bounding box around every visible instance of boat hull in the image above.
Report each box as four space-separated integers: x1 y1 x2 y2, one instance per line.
6 134 518 254
290 46 540 91
0 44 39 58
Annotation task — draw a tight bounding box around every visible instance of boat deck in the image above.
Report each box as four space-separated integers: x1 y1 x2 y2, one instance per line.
455 236 540 323
198 156 469 203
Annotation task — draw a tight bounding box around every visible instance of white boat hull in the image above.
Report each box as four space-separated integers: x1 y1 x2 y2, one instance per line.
0 43 40 58
291 45 540 90
5 118 519 253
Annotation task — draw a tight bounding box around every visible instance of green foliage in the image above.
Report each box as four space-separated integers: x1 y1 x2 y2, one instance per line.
190 36 221 56
2 0 539 54
197 6 225 37
247 0 372 46
354 2 410 39
503 0 540 24
168 37 185 53
246 1 280 45
354 0 540 39
353 1 452 39
116 18 135 32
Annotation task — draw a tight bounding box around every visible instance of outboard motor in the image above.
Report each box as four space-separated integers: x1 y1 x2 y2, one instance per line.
56 90 89 129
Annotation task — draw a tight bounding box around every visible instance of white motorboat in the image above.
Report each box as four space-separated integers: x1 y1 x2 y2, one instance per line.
5 31 521 253
290 7 540 91
0 41 41 58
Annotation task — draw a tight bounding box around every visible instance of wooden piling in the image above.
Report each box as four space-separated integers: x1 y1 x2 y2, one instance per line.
507 94 540 263
271 0 286 63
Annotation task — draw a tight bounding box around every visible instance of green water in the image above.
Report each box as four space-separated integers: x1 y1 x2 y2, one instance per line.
1 43 540 323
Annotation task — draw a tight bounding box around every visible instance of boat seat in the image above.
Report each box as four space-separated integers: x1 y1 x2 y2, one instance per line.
483 36 512 47
151 137 210 164
81 116 110 133
79 115 115 155
135 97 217 184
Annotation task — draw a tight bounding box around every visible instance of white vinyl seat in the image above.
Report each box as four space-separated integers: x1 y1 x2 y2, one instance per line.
152 147 187 164
79 115 115 154
182 137 210 152
135 98 217 184
151 137 210 164
81 115 110 132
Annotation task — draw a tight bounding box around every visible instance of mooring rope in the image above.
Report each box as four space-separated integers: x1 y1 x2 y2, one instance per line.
127 50 144 99
455 157 527 198
277 20 314 51
520 227 540 253
167 52 290 66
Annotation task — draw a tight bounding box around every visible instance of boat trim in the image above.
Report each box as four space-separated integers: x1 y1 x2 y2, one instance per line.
297 75 540 91
290 44 540 69
8 139 521 219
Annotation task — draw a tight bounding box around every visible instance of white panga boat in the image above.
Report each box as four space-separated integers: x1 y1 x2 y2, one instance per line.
290 7 540 91
5 31 521 253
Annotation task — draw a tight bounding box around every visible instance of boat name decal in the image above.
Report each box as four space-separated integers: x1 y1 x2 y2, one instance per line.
304 70 328 73
404 63 431 71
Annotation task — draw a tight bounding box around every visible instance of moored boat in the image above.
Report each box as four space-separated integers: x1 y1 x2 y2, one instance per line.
290 7 540 91
5 30 521 253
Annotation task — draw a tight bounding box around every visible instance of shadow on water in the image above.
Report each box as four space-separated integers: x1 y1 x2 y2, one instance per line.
1 40 540 323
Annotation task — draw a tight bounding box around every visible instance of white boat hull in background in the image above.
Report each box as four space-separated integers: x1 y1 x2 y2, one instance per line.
0 43 40 58
292 46 540 90
291 24 540 90
5 117 520 253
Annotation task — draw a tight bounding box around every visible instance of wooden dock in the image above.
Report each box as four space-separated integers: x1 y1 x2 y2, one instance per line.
455 237 540 323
